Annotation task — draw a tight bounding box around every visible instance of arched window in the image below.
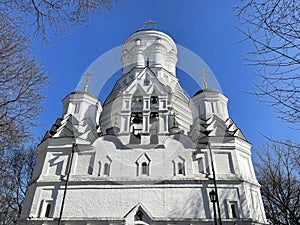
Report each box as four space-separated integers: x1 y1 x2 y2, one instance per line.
142 162 148 175
45 203 51 218
103 163 110 176
230 202 237 218
178 162 183 174
135 39 141 45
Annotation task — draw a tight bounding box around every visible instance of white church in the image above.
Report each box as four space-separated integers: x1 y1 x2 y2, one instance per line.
20 28 267 225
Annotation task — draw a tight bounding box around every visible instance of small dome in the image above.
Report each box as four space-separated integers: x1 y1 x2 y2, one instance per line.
192 88 220 97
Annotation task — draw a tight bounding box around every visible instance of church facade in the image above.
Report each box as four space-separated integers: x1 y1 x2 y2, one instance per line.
20 29 267 225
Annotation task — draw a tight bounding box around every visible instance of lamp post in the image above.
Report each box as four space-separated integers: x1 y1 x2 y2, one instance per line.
58 142 76 225
209 190 218 225
208 143 222 225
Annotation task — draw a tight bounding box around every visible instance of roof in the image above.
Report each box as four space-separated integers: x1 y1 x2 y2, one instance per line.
192 88 221 97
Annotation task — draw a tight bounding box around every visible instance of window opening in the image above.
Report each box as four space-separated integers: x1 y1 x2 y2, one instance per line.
131 113 143 124
103 163 110 175
150 112 158 119
144 77 150 86
135 39 141 45
88 165 93 175
45 203 51 218
231 203 237 218
74 103 80 114
178 162 183 174
142 162 148 175
211 102 215 113
135 210 143 221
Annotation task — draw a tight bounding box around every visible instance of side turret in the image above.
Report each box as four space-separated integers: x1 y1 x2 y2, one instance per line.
42 91 102 142
61 91 102 127
190 88 229 121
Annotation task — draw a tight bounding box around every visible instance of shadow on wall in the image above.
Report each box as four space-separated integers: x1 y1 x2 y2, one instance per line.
170 190 204 218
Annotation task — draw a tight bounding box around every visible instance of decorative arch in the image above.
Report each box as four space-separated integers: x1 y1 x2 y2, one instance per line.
172 155 186 176
99 156 112 176
136 153 151 176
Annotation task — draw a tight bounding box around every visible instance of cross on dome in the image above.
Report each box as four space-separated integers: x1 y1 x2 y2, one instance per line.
83 72 93 92
201 69 208 89
144 20 157 29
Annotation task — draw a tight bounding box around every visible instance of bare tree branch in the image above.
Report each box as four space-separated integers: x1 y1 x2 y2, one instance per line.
0 1 118 224
254 141 300 224
236 0 300 125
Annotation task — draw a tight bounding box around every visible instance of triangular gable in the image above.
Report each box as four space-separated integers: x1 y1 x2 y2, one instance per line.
206 116 228 132
124 67 170 96
53 126 75 137
145 82 167 96
126 83 146 95
136 153 151 165
124 203 153 224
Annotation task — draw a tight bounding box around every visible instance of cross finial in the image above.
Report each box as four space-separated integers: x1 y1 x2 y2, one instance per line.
83 72 93 92
201 69 208 89
144 20 157 29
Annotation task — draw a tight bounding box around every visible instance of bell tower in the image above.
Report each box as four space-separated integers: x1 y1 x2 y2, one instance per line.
100 29 193 145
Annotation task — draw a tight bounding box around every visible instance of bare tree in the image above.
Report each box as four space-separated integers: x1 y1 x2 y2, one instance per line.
0 1 117 224
0 145 37 225
255 142 300 225
0 0 117 148
236 0 300 125
1 0 116 41
0 13 48 150
0 24 45 142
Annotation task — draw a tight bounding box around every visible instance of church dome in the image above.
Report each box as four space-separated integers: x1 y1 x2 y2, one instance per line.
121 29 178 75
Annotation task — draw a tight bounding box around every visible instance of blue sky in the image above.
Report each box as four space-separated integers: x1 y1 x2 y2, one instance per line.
33 0 298 150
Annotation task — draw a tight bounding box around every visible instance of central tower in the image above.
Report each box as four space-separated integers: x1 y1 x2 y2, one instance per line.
100 29 193 145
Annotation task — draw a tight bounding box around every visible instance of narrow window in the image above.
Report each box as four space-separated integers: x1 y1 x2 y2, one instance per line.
74 103 80 114
211 102 215 113
88 165 93 175
125 100 129 109
142 162 148 175
162 100 167 108
145 100 149 109
103 163 110 175
45 203 51 218
231 202 237 218
144 77 150 86
178 162 183 174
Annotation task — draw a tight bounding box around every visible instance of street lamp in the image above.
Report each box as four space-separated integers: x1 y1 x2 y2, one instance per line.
209 190 218 225
208 143 222 225
58 142 76 225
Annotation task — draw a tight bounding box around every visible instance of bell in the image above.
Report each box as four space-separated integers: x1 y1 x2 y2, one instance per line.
133 113 142 124
151 96 158 104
